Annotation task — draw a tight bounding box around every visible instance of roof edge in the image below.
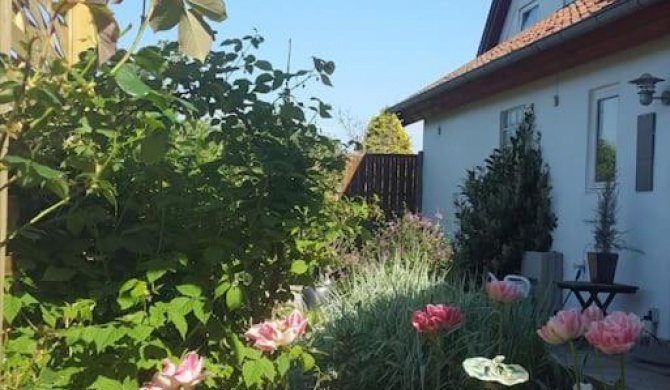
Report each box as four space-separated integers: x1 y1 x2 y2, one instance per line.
477 0 512 55
391 0 664 124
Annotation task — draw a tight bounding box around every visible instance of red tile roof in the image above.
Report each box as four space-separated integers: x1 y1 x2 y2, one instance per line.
420 0 617 93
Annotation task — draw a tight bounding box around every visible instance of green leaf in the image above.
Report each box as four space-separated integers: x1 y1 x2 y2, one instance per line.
176 284 202 298
203 246 225 263
255 60 272 71
3 295 21 324
290 260 308 275
136 131 170 164
90 375 125 390
186 0 227 21
276 354 290 377
149 0 184 31
225 285 243 311
301 352 316 373
171 312 188 339
242 358 276 388
41 306 58 328
178 10 213 61
192 300 210 324
214 281 231 299
42 266 76 282
114 64 152 98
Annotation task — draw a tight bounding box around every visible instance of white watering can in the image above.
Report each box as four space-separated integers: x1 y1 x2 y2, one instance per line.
487 272 531 298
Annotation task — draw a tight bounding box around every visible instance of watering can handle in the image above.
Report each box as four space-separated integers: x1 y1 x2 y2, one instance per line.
503 275 531 297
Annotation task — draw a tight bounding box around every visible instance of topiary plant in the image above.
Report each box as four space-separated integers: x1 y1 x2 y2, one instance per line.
453 109 557 277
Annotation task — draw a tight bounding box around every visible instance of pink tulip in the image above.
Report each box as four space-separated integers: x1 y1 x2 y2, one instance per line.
485 280 524 304
537 310 584 345
585 311 643 355
173 352 205 389
245 310 309 352
245 321 281 352
142 353 204 390
411 304 462 333
581 304 604 329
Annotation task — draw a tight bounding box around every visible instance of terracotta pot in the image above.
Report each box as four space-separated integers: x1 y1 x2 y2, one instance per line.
587 252 618 284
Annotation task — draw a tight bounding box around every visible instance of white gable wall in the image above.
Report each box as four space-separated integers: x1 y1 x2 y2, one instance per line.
500 0 575 43
423 35 670 337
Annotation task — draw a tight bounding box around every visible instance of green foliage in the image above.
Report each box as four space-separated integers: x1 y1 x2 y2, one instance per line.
362 111 412 154
313 253 554 390
1 35 354 389
595 139 616 183
344 212 452 270
453 110 557 276
588 176 622 254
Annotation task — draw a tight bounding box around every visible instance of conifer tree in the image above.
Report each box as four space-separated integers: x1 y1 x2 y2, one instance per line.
363 111 412 154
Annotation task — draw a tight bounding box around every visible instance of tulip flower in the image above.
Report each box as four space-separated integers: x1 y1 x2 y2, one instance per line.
585 311 642 355
581 304 604 329
537 310 584 345
411 304 462 333
537 310 587 390
174 352 205 389
485 280 524 304
585 312 643 389
245 310 308 352
141 352 205 390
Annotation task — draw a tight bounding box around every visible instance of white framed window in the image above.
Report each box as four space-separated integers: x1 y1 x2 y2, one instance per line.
520 2 539 31
500 105 530 148
588 85 619 188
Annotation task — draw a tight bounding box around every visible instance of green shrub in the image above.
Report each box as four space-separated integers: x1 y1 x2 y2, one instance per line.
453 109 557 277
313 253 555 389
2 36 354 389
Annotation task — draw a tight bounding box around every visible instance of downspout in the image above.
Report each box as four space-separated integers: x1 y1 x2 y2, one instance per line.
392 0 666 122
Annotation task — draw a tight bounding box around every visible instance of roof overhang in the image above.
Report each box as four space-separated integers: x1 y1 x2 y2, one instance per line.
391 0 670 125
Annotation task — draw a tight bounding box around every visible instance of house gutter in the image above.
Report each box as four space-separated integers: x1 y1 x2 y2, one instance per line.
391 0 665 123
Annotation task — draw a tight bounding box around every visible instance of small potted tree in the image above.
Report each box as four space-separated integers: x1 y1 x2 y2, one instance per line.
587 176 624 284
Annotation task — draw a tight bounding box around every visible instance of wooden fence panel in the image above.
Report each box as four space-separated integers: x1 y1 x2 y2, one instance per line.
342 153 423 216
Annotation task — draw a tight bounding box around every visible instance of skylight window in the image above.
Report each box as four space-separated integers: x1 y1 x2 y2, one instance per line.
520 4 539 31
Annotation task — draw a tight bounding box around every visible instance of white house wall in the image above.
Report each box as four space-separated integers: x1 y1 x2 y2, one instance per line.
423 36 670 337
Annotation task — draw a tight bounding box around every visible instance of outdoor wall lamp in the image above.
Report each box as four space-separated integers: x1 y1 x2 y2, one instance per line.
629 73 670 106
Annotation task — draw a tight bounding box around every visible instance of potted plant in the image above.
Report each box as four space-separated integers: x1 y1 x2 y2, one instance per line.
586 176 626 284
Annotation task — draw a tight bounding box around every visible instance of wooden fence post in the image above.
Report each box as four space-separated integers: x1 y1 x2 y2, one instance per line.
416 151 424 213
0 0 12 357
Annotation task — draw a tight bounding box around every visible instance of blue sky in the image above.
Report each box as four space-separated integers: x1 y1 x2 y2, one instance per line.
114 1 490 151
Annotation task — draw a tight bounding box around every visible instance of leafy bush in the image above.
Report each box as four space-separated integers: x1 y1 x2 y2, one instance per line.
2 35 362 389
313 253 555 390
362 111 412 154
453 109 557 277
348 212 452 270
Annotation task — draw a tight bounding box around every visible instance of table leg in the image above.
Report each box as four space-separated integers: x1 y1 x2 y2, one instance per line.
572 290 590 311
599 292 617 315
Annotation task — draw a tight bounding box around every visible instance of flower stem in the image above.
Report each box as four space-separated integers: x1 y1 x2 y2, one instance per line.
620 354 626 390
433 336 442 390
497 305 504 355
569 341 582 390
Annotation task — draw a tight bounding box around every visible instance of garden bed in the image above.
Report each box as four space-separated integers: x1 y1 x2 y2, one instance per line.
551 344 670 389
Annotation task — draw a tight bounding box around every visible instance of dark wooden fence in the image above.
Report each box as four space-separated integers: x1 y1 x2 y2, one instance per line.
342 153 423 216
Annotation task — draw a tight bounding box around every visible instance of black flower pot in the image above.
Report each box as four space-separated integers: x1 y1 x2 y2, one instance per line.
587 252 619 284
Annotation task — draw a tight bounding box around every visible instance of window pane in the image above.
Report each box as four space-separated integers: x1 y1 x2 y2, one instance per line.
521 5 539 30
595 96 618 182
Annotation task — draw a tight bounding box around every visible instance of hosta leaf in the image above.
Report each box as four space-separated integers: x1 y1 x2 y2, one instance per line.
186 0 227 21
178 10 213 61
